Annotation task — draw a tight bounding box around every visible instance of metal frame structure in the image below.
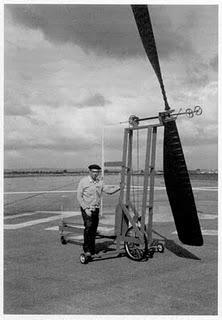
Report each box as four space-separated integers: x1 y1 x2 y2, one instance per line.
59 112 172 263
109 116 165 261
59 106 202 262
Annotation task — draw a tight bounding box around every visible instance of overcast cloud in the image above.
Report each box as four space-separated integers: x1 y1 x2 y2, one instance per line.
4 4 218 170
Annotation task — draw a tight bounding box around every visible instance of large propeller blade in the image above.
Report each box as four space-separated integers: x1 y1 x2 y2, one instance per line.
131 5 169 111
131 5 203 246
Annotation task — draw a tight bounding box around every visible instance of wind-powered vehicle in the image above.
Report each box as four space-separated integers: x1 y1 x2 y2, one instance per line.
59 5 203 264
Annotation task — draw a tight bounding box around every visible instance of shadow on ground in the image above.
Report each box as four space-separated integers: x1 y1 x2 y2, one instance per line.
153 229 201 260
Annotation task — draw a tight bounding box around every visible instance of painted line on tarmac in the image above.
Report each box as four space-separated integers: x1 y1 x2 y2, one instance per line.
4 210 217 230
36 210 79 215
172 229 217 236
4 210 73 220
4 211 80 230
4 190 76 195
46 225 114 233
4 186 119 194
198 214 217 220
4 211 46 220
68 234 83 240
4 186 217 195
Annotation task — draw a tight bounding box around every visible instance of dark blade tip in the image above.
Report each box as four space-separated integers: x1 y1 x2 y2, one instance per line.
179 237 204 247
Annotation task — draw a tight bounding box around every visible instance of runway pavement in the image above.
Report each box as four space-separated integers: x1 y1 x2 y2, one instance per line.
4 192 218 315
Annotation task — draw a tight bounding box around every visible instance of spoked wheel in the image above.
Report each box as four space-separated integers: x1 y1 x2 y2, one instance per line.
124 226 148 261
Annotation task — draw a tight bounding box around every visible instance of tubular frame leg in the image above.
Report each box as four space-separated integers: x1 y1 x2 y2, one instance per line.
140 127 152 231
146 126 157 245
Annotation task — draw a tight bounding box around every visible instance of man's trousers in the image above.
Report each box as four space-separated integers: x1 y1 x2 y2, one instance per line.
80 207 99 254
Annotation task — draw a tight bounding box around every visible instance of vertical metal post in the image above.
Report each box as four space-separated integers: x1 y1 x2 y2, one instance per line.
115 128 128 249
119 128 128 203
126 129 133 207
146 126 157 245
140 127 152 231
101 126 105 217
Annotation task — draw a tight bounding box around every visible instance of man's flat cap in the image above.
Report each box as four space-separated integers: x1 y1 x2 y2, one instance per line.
88 164 101 171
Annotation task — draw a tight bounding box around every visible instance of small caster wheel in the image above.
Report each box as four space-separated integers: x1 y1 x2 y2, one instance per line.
80 253 89 264
60 236 67 245
157 243 164 253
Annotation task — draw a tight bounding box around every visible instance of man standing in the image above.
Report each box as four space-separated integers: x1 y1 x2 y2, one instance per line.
77 164 120 258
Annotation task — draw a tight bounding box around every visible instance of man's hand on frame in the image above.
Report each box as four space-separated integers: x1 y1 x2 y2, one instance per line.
85 208 92 216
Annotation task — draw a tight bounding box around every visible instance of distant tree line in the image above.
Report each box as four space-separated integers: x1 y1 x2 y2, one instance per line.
4 168 218 178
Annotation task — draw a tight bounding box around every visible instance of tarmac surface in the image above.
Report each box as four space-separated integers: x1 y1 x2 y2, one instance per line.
4 188 218 316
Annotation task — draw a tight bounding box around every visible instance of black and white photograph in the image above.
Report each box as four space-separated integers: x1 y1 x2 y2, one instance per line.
2 1 219 316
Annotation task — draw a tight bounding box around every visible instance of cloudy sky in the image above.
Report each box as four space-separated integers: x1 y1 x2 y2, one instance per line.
4 4 218 170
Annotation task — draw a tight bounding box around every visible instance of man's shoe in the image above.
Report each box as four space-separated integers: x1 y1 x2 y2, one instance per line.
91 253 101 259
85 252 92 257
